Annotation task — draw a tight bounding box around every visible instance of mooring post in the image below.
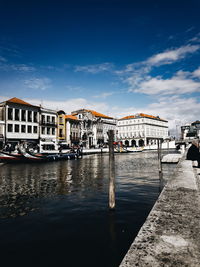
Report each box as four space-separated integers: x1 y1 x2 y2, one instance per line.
108 130 115 210
157 139 163 180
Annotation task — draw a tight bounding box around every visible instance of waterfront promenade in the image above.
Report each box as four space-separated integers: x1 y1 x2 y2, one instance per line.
120 152 200 266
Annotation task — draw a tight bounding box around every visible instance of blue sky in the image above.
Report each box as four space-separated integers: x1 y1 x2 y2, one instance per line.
0 0 200 132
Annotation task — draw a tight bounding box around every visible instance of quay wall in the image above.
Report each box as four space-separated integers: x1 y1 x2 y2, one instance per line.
120 153 200 267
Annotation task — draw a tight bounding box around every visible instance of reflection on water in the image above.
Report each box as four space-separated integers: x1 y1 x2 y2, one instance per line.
0 151 177 267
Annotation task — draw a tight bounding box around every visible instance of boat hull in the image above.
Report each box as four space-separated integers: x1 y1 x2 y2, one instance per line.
0 152 25 163
0 151 81 163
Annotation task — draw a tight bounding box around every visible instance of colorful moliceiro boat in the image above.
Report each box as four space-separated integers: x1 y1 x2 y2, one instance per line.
0 150 81 163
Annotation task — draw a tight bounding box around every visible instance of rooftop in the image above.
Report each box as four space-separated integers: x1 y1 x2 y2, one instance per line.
72 109 113 119
119 113 167 122
4 97 39 108
65 115 78 120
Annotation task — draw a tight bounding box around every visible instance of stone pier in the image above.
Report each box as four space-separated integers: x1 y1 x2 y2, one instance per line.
120 155 200 267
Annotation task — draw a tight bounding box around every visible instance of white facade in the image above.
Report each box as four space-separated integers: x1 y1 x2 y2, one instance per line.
72 109 117 148
117 114 168 146
0 98 59 152
39 108 58 152
0 99 40 147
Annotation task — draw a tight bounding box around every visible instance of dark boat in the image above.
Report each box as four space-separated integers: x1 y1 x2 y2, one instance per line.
0 151 25 163
0 150 81 163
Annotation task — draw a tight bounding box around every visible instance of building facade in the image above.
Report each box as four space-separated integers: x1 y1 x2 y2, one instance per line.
0 97 58 151
0 97 40 149
65 115 80 146
71 109 117 148
57 111 81 147
117 113 168 147
39 107 58 152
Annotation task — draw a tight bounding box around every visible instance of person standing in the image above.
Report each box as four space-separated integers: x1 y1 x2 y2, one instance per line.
186 140 200 168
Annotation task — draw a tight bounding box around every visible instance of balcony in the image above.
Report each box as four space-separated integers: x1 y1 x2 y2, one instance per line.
40 121 57 127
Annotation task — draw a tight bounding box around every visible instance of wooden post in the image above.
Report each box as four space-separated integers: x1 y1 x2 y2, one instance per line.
108 130 115 210
157 139 163 180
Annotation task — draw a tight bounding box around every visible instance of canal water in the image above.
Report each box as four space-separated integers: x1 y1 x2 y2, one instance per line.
0 151 176 267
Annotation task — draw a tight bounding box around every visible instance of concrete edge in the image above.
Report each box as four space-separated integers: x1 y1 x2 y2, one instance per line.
119 153 200 267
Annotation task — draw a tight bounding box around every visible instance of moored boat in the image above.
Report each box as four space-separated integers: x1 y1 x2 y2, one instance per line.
0 151 25 163
0 150 81 163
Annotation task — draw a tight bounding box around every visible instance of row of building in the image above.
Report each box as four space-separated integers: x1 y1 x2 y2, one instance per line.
0 97 169 151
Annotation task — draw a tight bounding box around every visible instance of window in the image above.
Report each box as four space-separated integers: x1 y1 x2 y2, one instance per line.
59 117 63 124
42 127 45 134
33 126 37 134
15 109 20 121
52 128 55 135
8 108 13 120
28 125 32 133
28 111 32 122
47 116 50 123
21 110 26 121
15 124 19 133
47 127 50 135
21 125 26 133
8 124 13 132
34 112 38 122
52 116 55 124
59 129 63 137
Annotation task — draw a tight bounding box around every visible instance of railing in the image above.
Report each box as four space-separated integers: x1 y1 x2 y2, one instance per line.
40 121 57 127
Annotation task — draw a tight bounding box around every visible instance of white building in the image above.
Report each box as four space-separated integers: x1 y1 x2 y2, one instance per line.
39 107 58 152
65 115 80 146
117 113 168 147
71 109 117 148
0 97 40 149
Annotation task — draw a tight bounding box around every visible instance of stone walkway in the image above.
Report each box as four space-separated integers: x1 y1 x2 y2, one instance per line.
161 154 182 163
120 157 200 267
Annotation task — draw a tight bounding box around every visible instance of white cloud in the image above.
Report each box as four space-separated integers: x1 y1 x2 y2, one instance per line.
192 67 200 78
23 97 116 118
133 74 200 95
75 63 113 73
24 77 52 90
126 61 200 95
115 43 200 78
0 62 35 72
147 44 200 66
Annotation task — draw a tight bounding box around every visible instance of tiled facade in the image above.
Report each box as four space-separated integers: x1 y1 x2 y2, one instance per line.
71 109 117 148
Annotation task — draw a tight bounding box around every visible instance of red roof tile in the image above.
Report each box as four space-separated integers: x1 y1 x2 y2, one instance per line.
87 109 113 119
65 115 78 120
119 113 167 122
6 97 37 107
